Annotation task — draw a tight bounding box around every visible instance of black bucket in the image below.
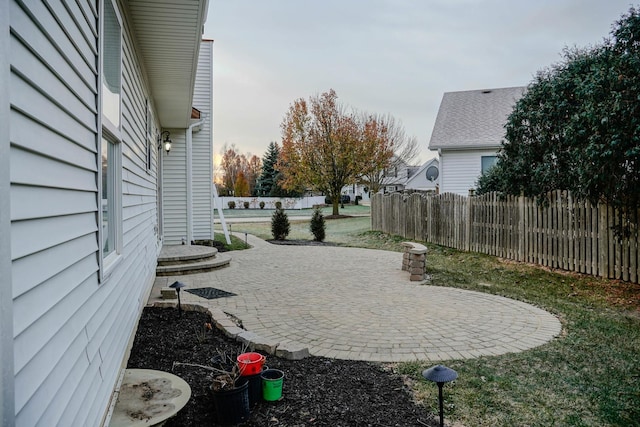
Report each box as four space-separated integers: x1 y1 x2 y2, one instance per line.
245 372 263 406
211 377 250 425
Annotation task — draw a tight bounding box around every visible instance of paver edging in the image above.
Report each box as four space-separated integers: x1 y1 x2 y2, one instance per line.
150 301 310 360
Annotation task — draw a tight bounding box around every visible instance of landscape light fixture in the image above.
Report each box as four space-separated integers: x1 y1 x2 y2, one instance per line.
159 130 172 154
169 281 186 316
422 364 458 427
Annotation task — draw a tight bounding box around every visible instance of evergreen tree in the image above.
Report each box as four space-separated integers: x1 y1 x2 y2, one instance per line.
309 206 326 242
257 142 303 197
478 6 640 229
271 208 290 241
256 142 280 196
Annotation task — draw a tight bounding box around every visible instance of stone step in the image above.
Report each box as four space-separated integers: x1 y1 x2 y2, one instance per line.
156 253 231 276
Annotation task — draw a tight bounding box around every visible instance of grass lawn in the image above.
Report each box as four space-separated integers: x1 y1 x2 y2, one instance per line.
216 216 640 427
217 203 371 219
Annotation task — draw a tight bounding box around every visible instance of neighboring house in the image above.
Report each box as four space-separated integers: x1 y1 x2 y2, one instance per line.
428 86 526 195
379 158 420 194
343 158 437 202
1 1 212 426
404 158 439 192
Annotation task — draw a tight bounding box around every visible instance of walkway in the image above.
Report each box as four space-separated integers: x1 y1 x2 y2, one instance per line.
150 234 561 362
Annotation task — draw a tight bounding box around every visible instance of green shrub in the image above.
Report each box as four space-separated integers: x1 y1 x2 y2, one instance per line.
259 201 265 209
271 208 290 240
275 201 282 209
243 201 250 209
228 201 236 209
310 206 326 242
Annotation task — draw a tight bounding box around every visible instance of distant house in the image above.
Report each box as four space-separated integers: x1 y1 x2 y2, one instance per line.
1 1 212 426
379 159 420 193
404 158 439 192
343 158 438 201
428 87 526 195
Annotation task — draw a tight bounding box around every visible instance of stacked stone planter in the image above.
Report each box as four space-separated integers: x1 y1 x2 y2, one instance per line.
401 242 427 281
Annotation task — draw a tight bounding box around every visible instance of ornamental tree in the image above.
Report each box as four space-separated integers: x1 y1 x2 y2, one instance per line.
279 89 415 215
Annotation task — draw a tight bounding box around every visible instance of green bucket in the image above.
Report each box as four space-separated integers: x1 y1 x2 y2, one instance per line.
261 369 284 401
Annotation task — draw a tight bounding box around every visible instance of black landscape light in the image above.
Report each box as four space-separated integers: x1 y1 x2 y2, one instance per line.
422 365 458 427
169 281 186 316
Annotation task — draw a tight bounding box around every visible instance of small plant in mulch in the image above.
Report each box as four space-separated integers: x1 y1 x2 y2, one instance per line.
227 201 236 209
271 207 290 240
259 201 265 209
243 201 250 209
194 322 213 344
310 206 326 242
274 201 282 209
173 347 246 392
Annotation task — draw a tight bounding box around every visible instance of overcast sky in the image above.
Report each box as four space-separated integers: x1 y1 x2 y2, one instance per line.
204 0 634 164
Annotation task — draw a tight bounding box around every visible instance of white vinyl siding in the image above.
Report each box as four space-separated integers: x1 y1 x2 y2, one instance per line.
439 149 498 195
192 40 214 241
1 0 15 422
163 130 188 244
9 1 159 426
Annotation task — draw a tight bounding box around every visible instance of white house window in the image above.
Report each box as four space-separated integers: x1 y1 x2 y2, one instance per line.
102 0 121 129
481 155 498 174
99 0 123 272
101 137 120 259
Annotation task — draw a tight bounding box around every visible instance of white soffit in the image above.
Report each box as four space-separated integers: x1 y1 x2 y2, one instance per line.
128 0 208 128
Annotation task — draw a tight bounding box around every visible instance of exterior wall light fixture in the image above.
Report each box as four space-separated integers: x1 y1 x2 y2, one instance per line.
159 130 172 154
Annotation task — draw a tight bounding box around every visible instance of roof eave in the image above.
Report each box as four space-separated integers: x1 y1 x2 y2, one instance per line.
128 0 209 129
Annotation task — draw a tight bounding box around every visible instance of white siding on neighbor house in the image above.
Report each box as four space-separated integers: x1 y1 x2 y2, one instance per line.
439 149 498 195
9 1 159 426
163 130 189 244
404 160 439 191
192 40 214 241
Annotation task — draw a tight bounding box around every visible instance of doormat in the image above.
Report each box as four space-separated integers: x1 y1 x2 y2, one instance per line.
185 287 237 300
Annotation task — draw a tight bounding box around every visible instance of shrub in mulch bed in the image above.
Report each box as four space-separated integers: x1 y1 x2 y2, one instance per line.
127 307 438 426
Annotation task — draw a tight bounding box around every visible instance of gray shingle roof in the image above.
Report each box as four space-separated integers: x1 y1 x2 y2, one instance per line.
428 86 526 150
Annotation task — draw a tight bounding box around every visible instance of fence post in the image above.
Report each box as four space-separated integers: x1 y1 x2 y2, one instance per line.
518 194 525 262
598 202 608 278
465 194 472 251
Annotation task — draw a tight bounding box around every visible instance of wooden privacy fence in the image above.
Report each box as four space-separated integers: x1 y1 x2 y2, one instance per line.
371 191 640 283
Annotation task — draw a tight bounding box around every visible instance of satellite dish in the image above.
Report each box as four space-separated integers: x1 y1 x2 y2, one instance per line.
426 165 439 182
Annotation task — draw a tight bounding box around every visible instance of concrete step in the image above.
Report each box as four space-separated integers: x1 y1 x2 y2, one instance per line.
156 253 231 276
158 245 218 265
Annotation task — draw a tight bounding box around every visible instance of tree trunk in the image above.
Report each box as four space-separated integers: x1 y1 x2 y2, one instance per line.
332 195 340 216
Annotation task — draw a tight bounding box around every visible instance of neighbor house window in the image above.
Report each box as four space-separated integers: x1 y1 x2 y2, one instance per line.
481 155 498 174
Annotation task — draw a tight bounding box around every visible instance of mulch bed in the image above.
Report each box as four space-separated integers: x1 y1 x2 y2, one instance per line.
266 239 336 246
127 307 438 426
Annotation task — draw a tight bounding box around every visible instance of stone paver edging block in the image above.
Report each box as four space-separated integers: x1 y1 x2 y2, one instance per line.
149 233 562 363
151 301 307 360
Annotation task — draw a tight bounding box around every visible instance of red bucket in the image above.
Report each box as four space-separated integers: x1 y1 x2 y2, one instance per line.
237 352 265 376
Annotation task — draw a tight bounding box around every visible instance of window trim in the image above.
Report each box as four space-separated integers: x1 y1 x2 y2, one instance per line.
98 0 124 282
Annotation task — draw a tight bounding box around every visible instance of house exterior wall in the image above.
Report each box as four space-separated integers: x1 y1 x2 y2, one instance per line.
192 40 214 241
439 148 498 195
162 40 214 245
163 130 189 244
1 0 15 423
8 1 159 425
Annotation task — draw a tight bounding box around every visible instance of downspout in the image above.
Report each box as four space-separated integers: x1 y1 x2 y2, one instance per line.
186 119 205 243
